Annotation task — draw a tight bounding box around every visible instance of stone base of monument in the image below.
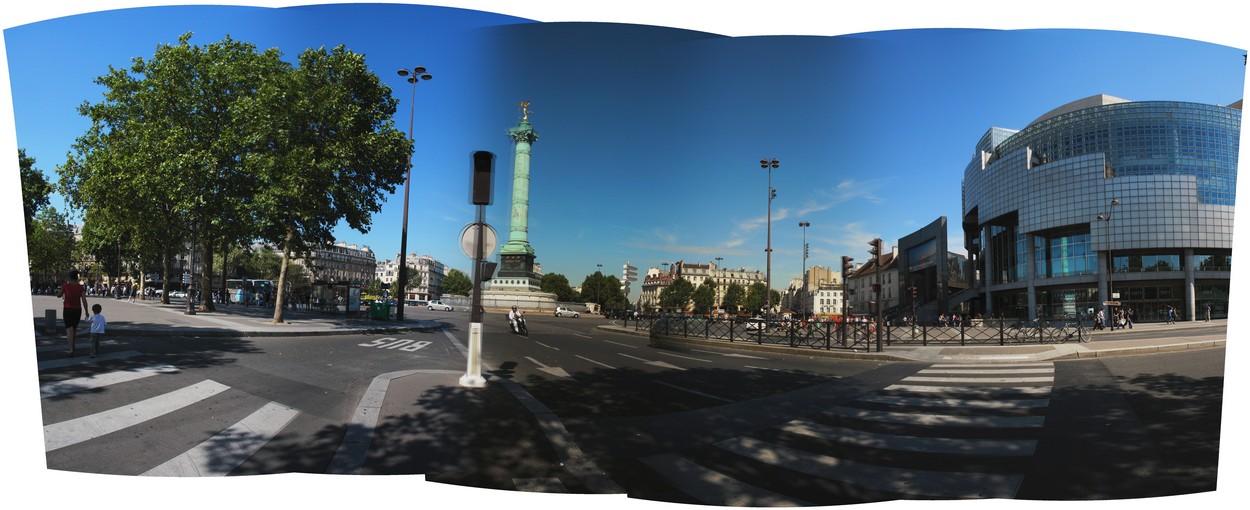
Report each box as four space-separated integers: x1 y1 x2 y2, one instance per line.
480 288 558 312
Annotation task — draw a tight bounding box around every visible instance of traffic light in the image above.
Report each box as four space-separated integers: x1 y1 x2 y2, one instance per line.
804 243 809 258
867 238 882 258
910 286 917 298
770 187 777 200
841 256 854 275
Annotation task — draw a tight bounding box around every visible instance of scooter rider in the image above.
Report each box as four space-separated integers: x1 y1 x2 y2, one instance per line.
508 305 519 333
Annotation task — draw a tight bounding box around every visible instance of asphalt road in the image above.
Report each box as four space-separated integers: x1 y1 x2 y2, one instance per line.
35 310 1225 505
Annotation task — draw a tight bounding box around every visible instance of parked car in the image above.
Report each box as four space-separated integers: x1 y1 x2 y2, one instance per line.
427 300 453 311
554 306 580 318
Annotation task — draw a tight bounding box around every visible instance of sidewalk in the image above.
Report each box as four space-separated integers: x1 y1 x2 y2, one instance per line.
30 294 442 339
618 318 1228 364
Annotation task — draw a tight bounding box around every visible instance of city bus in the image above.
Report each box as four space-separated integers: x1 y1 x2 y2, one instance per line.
225 279 274 304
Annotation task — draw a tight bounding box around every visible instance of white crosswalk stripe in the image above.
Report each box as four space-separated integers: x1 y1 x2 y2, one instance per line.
141 401 300 476
640 362 1057 504
42 366 302 476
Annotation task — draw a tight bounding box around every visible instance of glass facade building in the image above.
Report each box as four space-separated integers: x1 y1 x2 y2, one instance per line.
960 95 1239 322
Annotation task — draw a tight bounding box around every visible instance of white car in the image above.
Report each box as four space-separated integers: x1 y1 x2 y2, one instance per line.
427 300 453 311
554 306 580 318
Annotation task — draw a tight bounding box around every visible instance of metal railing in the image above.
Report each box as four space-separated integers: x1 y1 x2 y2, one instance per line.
640 315 1087 351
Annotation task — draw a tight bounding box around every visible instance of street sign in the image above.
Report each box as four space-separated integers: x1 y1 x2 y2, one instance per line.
1103 301 1121 306
459 223 497 259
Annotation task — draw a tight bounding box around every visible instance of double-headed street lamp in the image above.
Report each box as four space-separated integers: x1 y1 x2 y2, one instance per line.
761 158 779 319
394 66 432 322
799 221 810 321
1097 198 1121 329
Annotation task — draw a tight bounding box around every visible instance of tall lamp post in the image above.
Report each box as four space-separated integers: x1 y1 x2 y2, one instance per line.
596 263 603 312
1097 198 1120 330
799 221 810 321
761 158 779 319
394 66 432 322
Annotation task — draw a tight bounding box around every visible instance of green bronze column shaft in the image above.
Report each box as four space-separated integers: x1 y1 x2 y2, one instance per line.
503 102 538 255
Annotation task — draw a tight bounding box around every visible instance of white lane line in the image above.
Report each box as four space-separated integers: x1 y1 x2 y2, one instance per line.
856 394 1050 409
491 376 623 494
601 339 637 349
41 364 180 398
617 353 685 371
930 360 1055 367
917 368 1055 375
326 369 460 474
35 340 119 353
653 380 734 403
535 341 560 351
575 355 615 369
141 401 300 476
657 351 712 363
692 349 768 360
443 330 469 357
640 453 811 507
903 376 1055 384
779 419 1039 456
37 350 143 371
823 406 1046 428
886 384 1052 397
44 380 230 452
574 334 593 339
717 436 1024 498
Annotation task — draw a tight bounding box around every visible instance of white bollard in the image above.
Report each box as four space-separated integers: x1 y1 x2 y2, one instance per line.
459 322 486 387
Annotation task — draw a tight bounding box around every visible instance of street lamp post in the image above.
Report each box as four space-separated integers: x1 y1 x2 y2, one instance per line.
761 158 779 320
1097 198 1120 330
799 221 810 321
714 256 723 315
596 263 602 313
394 66 432 322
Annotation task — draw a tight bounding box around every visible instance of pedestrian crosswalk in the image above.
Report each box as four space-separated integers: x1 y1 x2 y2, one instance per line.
40 360 302 476
638 362 1056 505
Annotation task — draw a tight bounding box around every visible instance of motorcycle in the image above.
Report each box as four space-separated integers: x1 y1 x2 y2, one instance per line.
509 311 529 336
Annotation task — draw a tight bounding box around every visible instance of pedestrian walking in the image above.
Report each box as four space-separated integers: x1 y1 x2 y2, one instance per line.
1095 308 1105 330
55 269 90 356
1167 305 1176 324
1126 307 1134 329
88 303 107 358
1206 304 1212 322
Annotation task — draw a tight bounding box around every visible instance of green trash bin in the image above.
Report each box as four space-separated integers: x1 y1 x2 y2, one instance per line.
369 301 391 320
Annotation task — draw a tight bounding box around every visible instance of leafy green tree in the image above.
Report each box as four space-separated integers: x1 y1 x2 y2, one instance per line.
659 277 695 313
60 34 276 306
18 149 52 236
541 273 577 302
692 278 716 314
441 268 472 296
392 267 422 298
26 208 77 285
722 283 744 315
745 282 769 315
246 44 410 323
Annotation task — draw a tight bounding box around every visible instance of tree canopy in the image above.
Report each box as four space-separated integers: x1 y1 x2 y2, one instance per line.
57 33 409 322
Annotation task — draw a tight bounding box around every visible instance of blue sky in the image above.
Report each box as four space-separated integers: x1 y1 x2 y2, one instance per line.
4 2 1249 509
3 3 1245 303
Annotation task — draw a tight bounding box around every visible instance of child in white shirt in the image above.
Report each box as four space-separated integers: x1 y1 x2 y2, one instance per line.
89 303 107 358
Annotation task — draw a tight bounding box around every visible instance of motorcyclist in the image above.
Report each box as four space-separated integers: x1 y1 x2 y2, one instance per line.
508 305 519 333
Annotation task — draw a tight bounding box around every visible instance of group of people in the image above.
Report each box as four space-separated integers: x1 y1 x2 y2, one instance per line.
1094 307 1136 330
54 269 108 358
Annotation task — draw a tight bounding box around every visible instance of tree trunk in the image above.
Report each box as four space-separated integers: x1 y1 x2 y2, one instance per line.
161 248 172 305
271 229 293 324
199 240 216 312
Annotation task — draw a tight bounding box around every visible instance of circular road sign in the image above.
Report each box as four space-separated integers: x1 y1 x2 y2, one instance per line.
459 223 498 259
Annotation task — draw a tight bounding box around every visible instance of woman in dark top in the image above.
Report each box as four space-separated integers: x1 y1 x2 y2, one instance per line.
57 269 90 356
